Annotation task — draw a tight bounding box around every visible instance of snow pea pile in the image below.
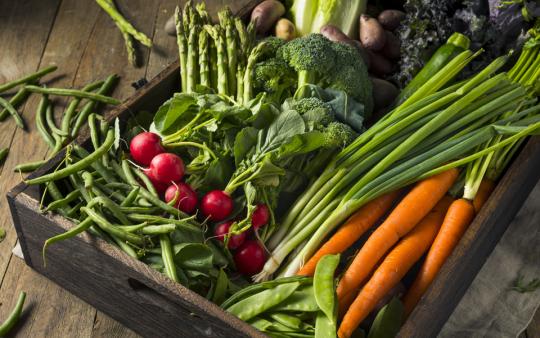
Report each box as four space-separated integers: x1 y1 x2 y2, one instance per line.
221 255 339 338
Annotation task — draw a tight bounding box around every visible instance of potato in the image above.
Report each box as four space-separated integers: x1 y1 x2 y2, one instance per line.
359 14 386 51
381 30 400 59
251 0 285 35
320 25 370 68
378 9 405 31
371 77 399 111
368 50 393 76
275 18 296 41
164 15 176 36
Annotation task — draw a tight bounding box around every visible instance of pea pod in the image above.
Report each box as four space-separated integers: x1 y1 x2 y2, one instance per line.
314 254 340 322
226 282 300 321
269 285 319 312
26 130 114 185
268 312 303 330
221 276 312 309
315 311 336 338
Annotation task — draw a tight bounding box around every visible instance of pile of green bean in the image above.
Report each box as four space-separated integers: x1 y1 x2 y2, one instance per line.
15 75 119 172
222 255 340 338
33 122 232 295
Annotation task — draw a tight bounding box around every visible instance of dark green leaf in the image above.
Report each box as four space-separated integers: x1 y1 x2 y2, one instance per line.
323 88 365 132
260 110 306 153
153 94 197 133
212 269 229 305
173 243 214 272
204 156 235 190
367 297 403 338
234 127 259 166
278 131 326 159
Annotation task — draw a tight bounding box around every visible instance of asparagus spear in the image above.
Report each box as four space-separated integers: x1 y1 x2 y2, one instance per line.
186 25 200 92
196 2 212 25
206 25 229 95
219 8 237 97
95 0 152 47
175 6 188 91
209 39 219 91
199 29 211 88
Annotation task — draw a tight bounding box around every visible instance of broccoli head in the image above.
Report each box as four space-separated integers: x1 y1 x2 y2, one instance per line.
253 58 296 103
323 122 356 148
290 97 335 130
278 34 337 88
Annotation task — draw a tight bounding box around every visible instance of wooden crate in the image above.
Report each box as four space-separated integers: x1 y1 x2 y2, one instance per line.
7 29 540 338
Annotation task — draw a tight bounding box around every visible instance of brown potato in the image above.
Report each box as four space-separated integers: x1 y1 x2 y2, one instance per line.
351 40 371 70
164 15 176 36
371 77 399 111
359 15 386 51
320 25 370 68
381 30 401 59
251 0 285 35
378 9 405 31
275 18 296 41
368 50 393 76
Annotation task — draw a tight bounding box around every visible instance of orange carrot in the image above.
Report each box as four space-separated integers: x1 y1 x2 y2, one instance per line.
472 178 495 212
402 198 475 317
338 196 453 338
336 168 459 304
297 191 400 276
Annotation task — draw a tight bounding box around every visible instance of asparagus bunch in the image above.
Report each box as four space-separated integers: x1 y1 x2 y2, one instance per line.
174 2 257 103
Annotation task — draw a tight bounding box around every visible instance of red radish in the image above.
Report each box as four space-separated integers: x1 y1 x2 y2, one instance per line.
164 183 198 214
234 240 266 276
201 190 233 221
214 221 246 249
149 153 185 184
144 169 169 194
252 204 270 230
130 132 165 166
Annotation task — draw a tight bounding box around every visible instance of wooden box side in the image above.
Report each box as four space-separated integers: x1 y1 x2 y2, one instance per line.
399 136 540 338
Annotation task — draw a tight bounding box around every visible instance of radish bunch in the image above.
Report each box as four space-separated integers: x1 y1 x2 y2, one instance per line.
130 132 269 276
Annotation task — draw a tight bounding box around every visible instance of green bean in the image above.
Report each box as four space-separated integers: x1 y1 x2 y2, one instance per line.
87 195 130 225
0 86 30 121
226 282 301 321
45 103 69 137
25 84 120 105
66 201 83 218
44 189 81 212
45 180 64 201
121 187 140 207
94 181 126 202
132 166 159 198
110 160 128 181
26 130 114 185
71 75 118 137
69 174 92 203
110 233 139 259
0 291 26 336
121 160 187 216
14 159 47 172
0 96 25 129
72 145 117 184
0 148 8 166
314 254 339 322
98 117 110 166
42 218 93 263
81 171 94 189
137 198 153 207
106 182 132 190
160 234 179 282
140 224 176 235
60 80 104 134
81 207 145 245
36 95 56 149
88 113 100 151
0 65 57 93
116 222 148 232
221 276 312 309
127 214 200 230
120 206 161 214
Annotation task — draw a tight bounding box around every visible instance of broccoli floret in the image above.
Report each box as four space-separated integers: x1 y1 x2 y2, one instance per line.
253 58 296 103
290 97 335 129
327 42 373 113
261 36 287 57
323 122 356 148
278 34 337 89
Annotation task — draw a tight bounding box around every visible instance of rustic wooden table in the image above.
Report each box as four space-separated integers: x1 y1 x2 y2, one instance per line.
0 0 538 337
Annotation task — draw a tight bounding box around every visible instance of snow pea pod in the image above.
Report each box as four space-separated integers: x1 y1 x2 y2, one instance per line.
0 291 26 336
26 129 114 185
272 285 319 312
314 254 340 322
221 276 312 309
226 282 301 321
315 311 336 338
268 312 303 330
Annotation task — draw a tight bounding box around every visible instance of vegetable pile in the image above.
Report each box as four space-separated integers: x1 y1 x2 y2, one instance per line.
4 0 539 337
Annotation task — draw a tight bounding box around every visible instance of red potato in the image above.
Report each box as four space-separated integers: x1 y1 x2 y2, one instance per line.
378 9 406 31
251 0 285 35
359 15 386 51
275 18 296 41
371 77 399 111
381 30 401 59
320 24 371 68
368 50 393 76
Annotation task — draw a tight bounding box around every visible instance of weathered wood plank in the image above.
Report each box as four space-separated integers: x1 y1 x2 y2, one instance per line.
0 0 60 276
528 309 540 338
